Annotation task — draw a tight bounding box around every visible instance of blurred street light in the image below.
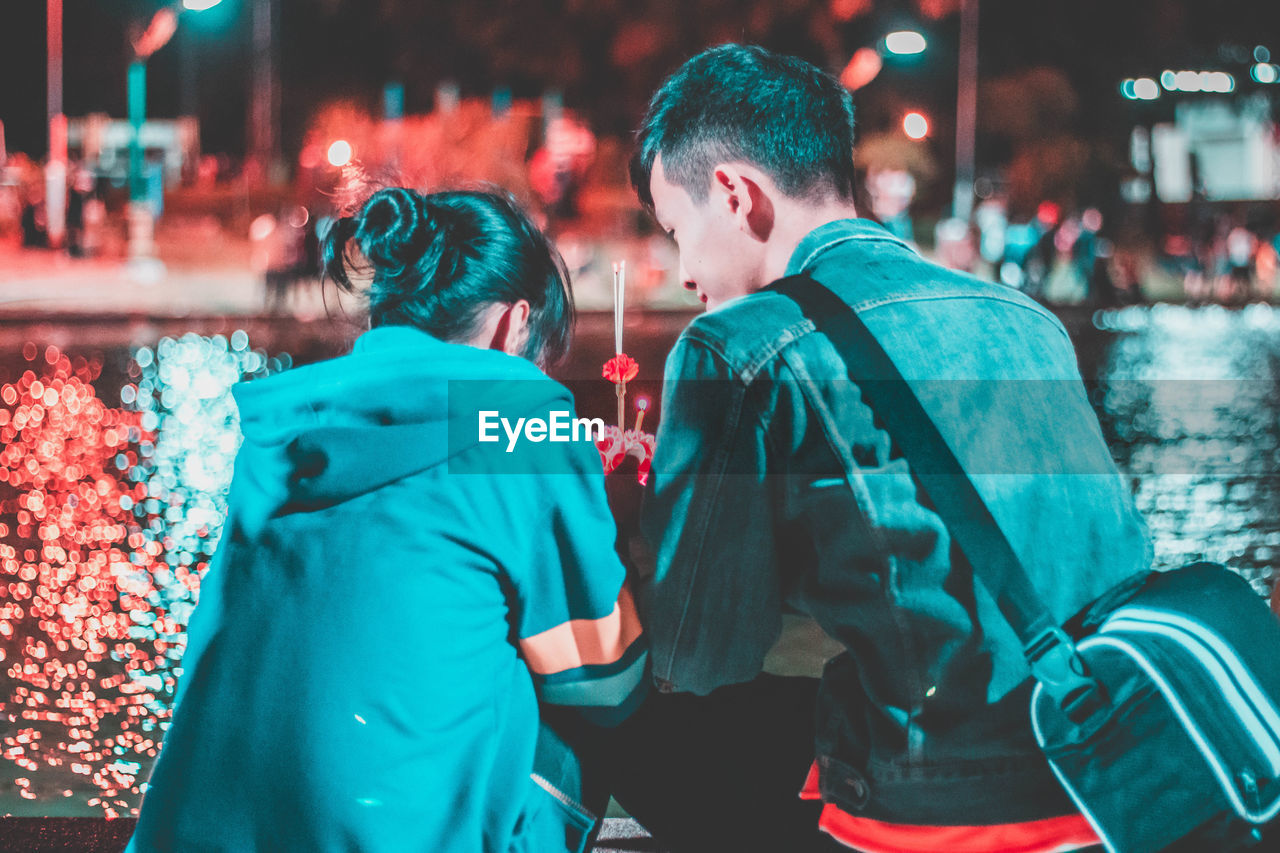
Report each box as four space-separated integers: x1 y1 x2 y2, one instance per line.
837 2 977 221
1132 78 1161 100
125 0 224 270
1120 69 1237 97
1252 63 1279 84
327 140 353 168
1159 69 1235 93
884 30 927 56
903 112 930 139
840 47 883 91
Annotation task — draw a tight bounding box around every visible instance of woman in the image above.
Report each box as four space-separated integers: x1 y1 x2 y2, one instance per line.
126 188 646 852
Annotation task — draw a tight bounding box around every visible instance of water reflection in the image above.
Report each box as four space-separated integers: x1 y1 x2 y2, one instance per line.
0 335 283 817
1 305 1279 816
1 347 155 816
1095 304 1280 595
126 334 288 635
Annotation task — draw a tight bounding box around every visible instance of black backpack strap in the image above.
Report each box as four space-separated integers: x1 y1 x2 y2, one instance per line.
767 273 1101 717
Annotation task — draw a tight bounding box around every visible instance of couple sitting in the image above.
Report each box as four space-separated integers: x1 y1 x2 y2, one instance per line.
126 45 1148 853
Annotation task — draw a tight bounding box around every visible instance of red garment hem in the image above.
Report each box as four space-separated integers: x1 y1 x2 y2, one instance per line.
799 760 1100 853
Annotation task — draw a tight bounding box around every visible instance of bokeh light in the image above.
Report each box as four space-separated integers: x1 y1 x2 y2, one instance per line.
1158 69 1234 93
326 140 353 168
902 112 929 140
1095 305 1280 598
0 334 286 817
884 30 926 56
1132 77 1160 100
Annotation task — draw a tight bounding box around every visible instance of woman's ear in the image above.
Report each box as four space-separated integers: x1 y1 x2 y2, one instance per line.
487 300 532 356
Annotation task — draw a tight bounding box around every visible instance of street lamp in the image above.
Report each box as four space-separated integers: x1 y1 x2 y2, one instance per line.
125 0 223 270
46 0 67 248
903 112 930 140
952 0 979 222
841 27 928 91
839 2 979 222
326 140 353 168
884 30 927 56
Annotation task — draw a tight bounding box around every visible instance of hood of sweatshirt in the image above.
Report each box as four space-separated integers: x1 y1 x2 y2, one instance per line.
229 324 572 517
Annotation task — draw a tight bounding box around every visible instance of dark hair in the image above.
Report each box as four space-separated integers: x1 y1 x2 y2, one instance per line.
321 187 573 368
631 44 856 211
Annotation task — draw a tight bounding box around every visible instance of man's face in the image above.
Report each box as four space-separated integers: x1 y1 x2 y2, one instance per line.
650 156 762 311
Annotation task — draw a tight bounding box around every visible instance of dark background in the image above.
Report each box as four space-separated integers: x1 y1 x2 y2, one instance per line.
3 0 1279 162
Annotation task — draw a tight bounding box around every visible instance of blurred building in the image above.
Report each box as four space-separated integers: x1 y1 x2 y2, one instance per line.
67 113 200 188
1132 94 1280 203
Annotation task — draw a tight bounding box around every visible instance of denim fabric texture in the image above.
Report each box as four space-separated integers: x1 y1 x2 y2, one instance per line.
639 218 1153 824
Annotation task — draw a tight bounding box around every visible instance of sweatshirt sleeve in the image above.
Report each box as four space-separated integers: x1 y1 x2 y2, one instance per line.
509 411 649 721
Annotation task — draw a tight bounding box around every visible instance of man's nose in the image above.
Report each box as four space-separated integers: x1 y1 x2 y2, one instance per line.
678 260 695 291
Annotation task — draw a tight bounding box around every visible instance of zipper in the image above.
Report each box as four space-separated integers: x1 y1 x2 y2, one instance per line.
530 772 595 821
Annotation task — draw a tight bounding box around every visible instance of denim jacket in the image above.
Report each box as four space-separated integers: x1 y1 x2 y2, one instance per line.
639 219 1152 824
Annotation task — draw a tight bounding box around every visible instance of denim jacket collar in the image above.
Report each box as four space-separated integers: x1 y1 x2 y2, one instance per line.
785 218 915 278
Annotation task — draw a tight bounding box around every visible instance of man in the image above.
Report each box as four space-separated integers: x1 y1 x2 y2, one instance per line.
613 44 1150 852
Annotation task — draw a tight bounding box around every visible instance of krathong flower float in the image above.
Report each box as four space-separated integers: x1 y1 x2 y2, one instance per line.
596 261 655 484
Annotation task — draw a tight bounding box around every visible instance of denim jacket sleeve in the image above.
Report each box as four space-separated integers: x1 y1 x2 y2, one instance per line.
639 334 782 695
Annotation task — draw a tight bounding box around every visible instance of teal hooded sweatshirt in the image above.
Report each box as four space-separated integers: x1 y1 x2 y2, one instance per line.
127 325 646 853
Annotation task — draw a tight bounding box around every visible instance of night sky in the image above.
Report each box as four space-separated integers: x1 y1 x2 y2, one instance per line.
1 0 1278 163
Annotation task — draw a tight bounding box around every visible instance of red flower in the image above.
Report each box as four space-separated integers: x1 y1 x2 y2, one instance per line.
602 353 639 384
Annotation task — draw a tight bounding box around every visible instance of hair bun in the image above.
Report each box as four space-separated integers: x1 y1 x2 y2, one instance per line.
354 187 434 270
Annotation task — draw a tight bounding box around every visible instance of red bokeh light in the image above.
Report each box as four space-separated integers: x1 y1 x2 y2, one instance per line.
0 350 183 816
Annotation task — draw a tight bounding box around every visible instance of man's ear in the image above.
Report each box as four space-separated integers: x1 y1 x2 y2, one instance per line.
713 164 774 242
712 165 747 217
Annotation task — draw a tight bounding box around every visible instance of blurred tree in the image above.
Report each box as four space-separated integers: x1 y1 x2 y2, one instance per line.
914 0 962 20
978 66 1095 216
855 130 940 186
980 67 1079 141
322 0 850 138
1003 137 1090 215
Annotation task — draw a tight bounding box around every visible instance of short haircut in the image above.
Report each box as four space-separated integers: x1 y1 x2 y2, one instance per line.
631 43 856 211
322 187 574 368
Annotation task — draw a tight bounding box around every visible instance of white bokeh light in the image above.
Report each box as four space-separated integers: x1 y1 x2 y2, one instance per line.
903 112 929 139
327 139 353 167
884 31 927 56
